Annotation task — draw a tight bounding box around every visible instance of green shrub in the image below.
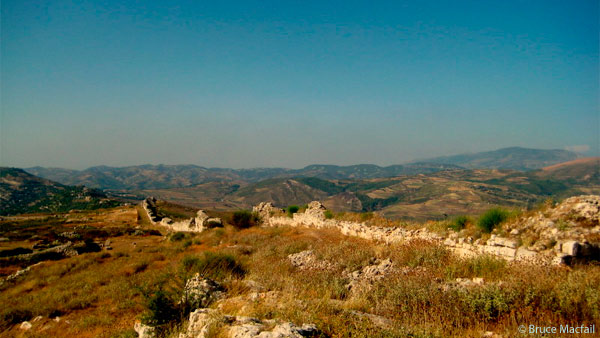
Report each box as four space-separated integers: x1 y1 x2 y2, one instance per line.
182 252 246 281
231 210 260 229
141 290 179 328
287 205 300 217
477 208 508 233
182 239 192 248
170 232 186 242
450 215 469 232
324 210 334 219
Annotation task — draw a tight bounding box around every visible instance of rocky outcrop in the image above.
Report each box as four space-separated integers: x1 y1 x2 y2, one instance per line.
182 273 224 309
256 196 600 266
134 271 319 338
142 197 222 233
134 321 156 338
179 308 319 338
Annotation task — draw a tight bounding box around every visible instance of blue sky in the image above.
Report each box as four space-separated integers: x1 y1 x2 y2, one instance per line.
1 0 598 169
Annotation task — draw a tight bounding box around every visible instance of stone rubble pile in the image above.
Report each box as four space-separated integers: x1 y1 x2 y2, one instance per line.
344 258 394 292
179 308 319 338
134 274 319 338
287 250 336 271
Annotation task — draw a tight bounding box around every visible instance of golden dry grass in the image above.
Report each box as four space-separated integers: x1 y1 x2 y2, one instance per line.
1 206 599 337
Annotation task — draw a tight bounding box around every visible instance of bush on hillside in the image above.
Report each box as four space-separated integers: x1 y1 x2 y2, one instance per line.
477 208 508 233
450 215 469 232
287 205 300 217
169 232 186 242
230 210 260 229
141 289 179 330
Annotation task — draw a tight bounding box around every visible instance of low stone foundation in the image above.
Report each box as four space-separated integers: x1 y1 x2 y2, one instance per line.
253 197 600 266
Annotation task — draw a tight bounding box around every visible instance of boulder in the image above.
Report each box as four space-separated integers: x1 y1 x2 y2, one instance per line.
134 321 155 338
561 241 581 256
182 274 224 309
179 308 220 338
19 321 32 330
229 321 319 338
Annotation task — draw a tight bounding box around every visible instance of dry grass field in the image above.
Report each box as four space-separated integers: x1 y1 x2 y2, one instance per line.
1 205 599 337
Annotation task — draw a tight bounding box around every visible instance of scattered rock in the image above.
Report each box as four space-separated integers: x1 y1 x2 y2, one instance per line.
229 320 319 338
288 250 335 271
179 309 319 338
134 321 155 338
345 258 393 291
19 321 32 330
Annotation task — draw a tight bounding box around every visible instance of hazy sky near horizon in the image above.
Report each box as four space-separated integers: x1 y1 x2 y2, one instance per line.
1 0 598 169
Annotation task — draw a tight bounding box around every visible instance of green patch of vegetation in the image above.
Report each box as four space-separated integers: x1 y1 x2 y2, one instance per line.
169 232 186 242
295 177 344 194
141 289 181 333
356 194 399 212
477 208 509 233
343 180 398 193
230 210 260 229
286 205 299 217
449 215 469 232
324 210 334 219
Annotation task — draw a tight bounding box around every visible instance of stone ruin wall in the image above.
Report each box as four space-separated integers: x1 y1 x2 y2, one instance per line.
254 196 600 266
141 197 221 233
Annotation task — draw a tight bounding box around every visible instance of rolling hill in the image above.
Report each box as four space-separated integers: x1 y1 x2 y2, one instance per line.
0 168 121 216
140 165 599 220
417 147 578 170
25 147 581 192
25 163 460 190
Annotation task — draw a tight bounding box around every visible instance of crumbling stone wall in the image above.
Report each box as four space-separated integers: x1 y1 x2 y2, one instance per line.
254 196 600 266
142 197 221 233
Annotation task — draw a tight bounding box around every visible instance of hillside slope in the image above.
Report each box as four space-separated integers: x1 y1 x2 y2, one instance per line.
0 167 120 215
418 147 578 170
26 163 459 190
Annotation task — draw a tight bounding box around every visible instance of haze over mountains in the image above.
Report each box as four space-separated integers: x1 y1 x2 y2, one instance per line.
418 147 578 171
25 147 580 190
8 147 596 220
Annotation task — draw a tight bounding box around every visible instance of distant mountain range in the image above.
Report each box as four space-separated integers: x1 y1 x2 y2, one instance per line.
418 147 578 171
143 158 599 220
0 168 121 216
26 147 578 190
25 163 462 190
4 153 599 219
